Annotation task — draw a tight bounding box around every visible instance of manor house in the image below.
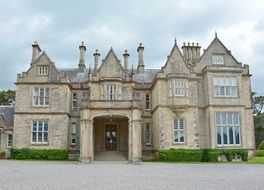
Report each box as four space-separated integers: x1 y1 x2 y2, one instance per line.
13 34 255 162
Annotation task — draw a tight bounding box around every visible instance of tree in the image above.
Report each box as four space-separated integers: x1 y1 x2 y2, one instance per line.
0 90 15 105
252 92 264 115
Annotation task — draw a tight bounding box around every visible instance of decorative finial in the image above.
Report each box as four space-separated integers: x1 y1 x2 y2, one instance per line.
81 41 84 46
215 30 218 38
174 37 177 44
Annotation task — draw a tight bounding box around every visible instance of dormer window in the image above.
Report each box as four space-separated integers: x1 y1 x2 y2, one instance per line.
102 84 122 100
38 66 48 75
212 55 224 65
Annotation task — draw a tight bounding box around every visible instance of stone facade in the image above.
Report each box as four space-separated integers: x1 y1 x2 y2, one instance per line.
13 34 255 162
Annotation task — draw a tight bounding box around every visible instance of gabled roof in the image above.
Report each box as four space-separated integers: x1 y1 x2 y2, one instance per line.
198 34 240 64
0 106 14 127
99 48 124 70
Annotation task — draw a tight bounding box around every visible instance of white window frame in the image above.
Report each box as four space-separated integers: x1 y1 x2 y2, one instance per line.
168 79 188 97
173 118 185 144
145 123 151 145
31 121 49 144
213 77 237 97
212 54 224 65
72 93 77 110
71 123 77 145
33 88 50 106
7 134 12 148
103 84 122 100
38 66 48 75
216 112 241 146
145 94 150 110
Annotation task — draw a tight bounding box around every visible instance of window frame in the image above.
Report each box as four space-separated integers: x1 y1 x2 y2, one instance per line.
145 94 150 110
103 84 122 100
72 92 77 110
215 112 241 147
38 66 49 75
33 88 50 106
213 77 238 98
7 134 12 148
212 54 225 65
145 123 151 145
168 79 188 97
31 121 49 145
173 118 185 144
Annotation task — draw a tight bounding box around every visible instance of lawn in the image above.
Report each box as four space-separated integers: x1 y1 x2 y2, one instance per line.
247 157 264 164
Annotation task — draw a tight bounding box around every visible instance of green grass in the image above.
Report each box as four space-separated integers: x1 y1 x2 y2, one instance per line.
247 157 264 164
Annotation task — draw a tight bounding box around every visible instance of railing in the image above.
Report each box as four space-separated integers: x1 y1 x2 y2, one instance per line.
81 100 141 109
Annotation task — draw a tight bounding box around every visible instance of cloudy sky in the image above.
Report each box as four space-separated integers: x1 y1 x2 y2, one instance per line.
0 0 264 95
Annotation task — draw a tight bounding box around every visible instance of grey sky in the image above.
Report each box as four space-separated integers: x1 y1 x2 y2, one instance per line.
0 0 264 95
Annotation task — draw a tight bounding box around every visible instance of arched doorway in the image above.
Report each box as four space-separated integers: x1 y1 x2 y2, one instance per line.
93 115 128 161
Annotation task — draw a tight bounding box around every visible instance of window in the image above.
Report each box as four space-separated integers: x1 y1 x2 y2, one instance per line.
145 94 150 110
213 77 237 97
71 123 76 145
32 121 48 144
173 118 185 143
7 134 12 148
145 123 151 145
216 112 240 146
72 93 77 110
82 92 90 100
33 88 50 106
103 84 122 100
168 79 188 97
38 66 48 75
212 55 224 65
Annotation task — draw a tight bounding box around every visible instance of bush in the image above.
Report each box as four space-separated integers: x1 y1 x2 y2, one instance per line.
158 148 248 162
159 149 203 162
0 151 6 159
11 148 68 160
256 150 264 157
259 141 264 150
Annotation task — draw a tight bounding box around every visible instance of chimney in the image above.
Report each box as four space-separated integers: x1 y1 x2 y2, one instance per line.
78 41 86 72
123 50 129 70
31 41 42 62
93 49 100 70
137 43 145 73
181 42 201 64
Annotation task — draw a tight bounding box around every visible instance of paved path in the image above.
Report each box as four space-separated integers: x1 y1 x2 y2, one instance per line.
0 160 263 190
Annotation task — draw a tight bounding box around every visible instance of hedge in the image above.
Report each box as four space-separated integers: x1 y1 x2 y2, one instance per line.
259 141 264 150
11 148 68 160
0 151 5 159
256 150 264 157
158 148 248 162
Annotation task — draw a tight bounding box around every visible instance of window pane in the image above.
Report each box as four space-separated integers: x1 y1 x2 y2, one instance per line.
32 132 37 142
229 127 234 144
223 127 228 144
38 132 42 142
45 97 49 105
221 113 226 125
235 127 240 144
179 119 184 129
44 123 48 131
174 131 179 143
40 97 44 105
234 113 239 125
179 131 184 142
34 97 38 105
174 119 178 129
44 132 48 142
45 88 49 96
40 88 44 96
227 113 232 125
216 113 221 125
217 127 222 145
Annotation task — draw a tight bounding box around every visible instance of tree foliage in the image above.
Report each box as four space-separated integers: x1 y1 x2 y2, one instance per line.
0 90 15 105
252 92 264 115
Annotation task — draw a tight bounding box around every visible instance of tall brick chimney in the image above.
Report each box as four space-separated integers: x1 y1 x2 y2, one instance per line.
31 41 42 62
93 49 100 70
78 41 86 72
137 43 144 73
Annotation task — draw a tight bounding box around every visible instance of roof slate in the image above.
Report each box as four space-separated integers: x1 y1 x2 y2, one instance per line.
0 106 14 126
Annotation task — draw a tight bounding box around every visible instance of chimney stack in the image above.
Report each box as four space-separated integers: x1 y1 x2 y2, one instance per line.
181 42 201 64
31 41 41 62
93 49 100 70
78 41 86 72
123 50 129 70
137 43 145 73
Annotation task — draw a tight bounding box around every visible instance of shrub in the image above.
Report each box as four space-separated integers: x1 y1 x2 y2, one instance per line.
256 150 264 157
159 149 203 162
259 141 264 150
11 148 68 160
0 151 6 159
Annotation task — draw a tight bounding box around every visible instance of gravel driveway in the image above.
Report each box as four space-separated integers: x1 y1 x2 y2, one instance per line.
0 160 263 190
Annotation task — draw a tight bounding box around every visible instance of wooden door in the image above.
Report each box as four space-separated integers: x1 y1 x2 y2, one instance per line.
105 124 117 151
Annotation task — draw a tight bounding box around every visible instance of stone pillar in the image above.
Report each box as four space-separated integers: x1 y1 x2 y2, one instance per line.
128 109 142 163
80 119 94 163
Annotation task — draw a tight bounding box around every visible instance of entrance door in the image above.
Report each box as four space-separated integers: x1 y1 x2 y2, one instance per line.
105 124 117 151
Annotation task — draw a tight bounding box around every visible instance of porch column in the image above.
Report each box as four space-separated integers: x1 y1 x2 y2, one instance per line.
80 119 94 163
129 109 142 163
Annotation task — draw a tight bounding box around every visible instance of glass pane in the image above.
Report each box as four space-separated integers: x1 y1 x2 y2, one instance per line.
221 113 226 125
34 97 38 105
223 127 228 144
34 88 39 96
217 127 222 145
174 119 178 129
179 131 184 142
38 132 42 142
227 113 232 125
45 97 49 105
45 88 49 96
174 131 179 143
229 127 234 144
235 127 240 144
234 113 239 125
231 87 237 96
216 113 221 125
44 132 48 142
40 97 44 105
179 119 184 129
40 88 44 96
220 86 225 96
32 133 37 142
44 123 48 131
